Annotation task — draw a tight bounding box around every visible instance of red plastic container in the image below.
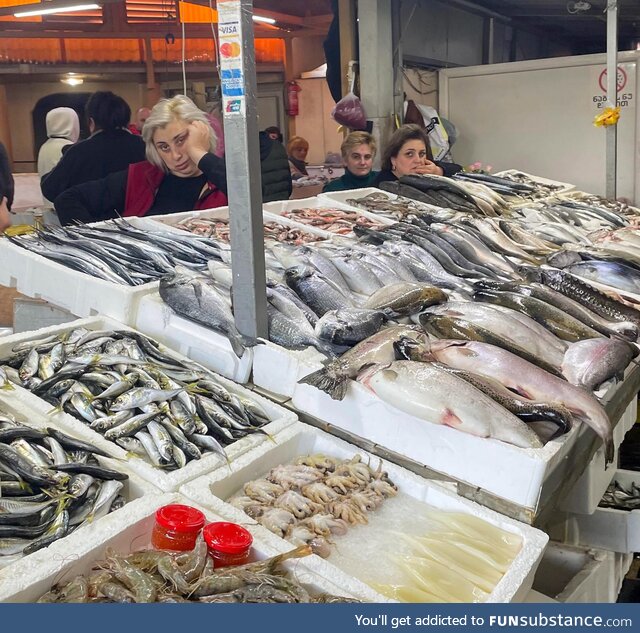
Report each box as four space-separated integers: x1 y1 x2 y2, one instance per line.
203 521 253 567
151 504 206 551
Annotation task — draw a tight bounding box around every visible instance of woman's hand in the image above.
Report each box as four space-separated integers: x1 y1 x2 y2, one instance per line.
0 196 11 232
411 160 444 176
184 120 212 165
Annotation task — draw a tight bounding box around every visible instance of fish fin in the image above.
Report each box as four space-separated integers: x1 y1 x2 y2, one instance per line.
47 404 63 415
298 365 348 401
440 408 463 427
457 348 479 358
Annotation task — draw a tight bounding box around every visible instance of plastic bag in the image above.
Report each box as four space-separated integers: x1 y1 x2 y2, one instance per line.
331 92 367 130
415 104 451 162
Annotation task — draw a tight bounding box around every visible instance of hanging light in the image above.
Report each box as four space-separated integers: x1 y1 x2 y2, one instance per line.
14 3 99 17
252 15 276 24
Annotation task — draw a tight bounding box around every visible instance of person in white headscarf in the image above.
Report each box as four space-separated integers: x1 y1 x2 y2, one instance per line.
37 107 80 178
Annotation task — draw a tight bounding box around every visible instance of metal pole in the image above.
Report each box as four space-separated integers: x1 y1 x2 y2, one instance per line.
217 0 268 339
606 0 618 199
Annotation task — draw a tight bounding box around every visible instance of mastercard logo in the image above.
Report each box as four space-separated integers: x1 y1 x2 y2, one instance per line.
220 42 241 58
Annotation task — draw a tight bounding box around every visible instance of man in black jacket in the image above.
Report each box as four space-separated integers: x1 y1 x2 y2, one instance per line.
41 91 145 203
0 141 13 211
259 130 292 202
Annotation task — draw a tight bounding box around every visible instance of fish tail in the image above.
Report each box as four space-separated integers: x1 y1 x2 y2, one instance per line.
297 364 348 401
47 404 63 415
0 381 14 391
227 332 247 358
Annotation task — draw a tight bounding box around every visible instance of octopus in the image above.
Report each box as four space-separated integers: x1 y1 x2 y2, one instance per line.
301 482 340 504
326 499 368 525
274 491 322 519
299 513 349 538
349 490 383 513
334 455 375 485
228 495 265 515
243 479 284 504
368 479 398 499
294 454 339 473
324 474 360 495
285 525 332 559
267 464 324 489
257 507 297 538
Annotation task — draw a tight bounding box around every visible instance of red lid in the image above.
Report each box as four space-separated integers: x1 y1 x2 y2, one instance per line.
203 522 253 554
155 504 205 533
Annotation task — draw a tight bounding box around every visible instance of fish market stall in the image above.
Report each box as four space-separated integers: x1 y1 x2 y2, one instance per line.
180 422 549 603
0 316 297 492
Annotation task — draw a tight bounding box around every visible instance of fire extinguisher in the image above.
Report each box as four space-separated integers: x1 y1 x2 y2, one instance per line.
285 81 301 116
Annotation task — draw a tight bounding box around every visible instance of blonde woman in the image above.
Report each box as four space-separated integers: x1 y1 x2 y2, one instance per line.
54 95 227 225
322 131 378 192
286 135 309 179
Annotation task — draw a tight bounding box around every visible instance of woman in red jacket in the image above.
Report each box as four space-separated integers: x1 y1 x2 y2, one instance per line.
54 95 228 225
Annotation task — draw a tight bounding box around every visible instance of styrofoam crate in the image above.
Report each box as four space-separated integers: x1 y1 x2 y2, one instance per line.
0 316 298 492
290 358 594 513
319 187 447 217
264 195 395 232
557 469 640 554
560 398 638 515
494 170 576 195
0 217 159 325
0 400 160 581
133 293 252 384
180 421 549 603
141 204 336 242
0 493 358 603
532 542 630 603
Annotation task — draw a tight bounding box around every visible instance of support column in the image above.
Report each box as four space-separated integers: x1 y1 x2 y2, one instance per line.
0 85 13 166
217 0 267 339
358 0 395 169
605 1 618 200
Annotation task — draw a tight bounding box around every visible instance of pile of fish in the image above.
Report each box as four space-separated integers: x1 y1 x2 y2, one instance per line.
599 479 640 511
0 327 273 470
173 216 324 245
0 410 128 567
346 191 442 222
375 511 522 603
455 171 568 201
227 453 397 558
5 219 224 286
281 207 385 235
37 542 356 603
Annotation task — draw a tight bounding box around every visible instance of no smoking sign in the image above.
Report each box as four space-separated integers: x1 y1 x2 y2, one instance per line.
598 66 627 93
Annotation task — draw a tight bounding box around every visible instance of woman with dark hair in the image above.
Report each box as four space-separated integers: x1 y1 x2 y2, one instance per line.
54 95 227 225
41 91 145 202
373 124 461 186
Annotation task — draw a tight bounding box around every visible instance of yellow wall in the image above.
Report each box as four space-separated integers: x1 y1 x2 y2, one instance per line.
5 81 145 172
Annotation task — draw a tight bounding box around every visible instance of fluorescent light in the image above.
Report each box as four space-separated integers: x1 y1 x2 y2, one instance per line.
252 15 276 24
62 77 83 85
15 3 99 17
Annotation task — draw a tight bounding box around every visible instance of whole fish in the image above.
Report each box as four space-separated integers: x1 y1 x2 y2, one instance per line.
410 339 614 463
358 361 542 449
520 266 640 327
566 260 640 296
285 266 354 316
362 283 447 316
266 305 337 356
314 309 386 346
298 325 427 401
159 269 252 357
561 338 637 391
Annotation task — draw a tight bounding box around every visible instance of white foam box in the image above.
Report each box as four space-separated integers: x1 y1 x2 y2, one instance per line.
290 358 609 515
133 293 252 385
560 398 638 515
0 399 160 581
494 169 576 195
141 204 337 242
0 316 298 492
319 187 448 217
179 421 549 603
0 493 358 603
532 542 631 603
0 217 159 325
554 469 640 554
264 195 395 233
